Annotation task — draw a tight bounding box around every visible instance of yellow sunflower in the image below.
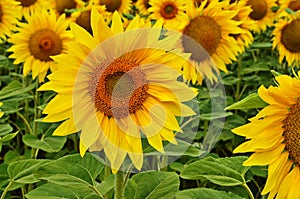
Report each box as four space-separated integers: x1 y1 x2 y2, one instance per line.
38 10 197 172
223 0 256 54
135 0 151 15
272 12 300 67
8 9 74 82
238 0 277 33
51 0 86 18
176 0 242 84
0 0 20 41
16 0 50 19
277 0 300 18
148 0 189 30
0 102 3 118
233 75 300 199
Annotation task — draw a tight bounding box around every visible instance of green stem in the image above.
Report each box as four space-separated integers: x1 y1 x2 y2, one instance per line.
16 112 33 135
242 183 255 199
161 155 168 171
1 181 13 199
115 171 124 199
235 55 243 102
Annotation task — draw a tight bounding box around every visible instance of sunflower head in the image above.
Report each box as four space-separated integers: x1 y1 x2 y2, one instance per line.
16 0 50 19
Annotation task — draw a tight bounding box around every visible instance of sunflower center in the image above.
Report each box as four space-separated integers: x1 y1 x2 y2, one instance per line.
28 29 63 62
281 19 300 53
90 57 149 119
247 0 268 20
283 99 300 166
100 0 122 12
182 16 221 60
288 1 300 11
55 0 77 15
76 10 92 34
0 5 3 22
16 0 37 7
160 2 178 19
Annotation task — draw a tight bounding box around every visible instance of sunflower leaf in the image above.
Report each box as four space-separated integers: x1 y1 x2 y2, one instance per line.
225 93 268 110
175 188 244 199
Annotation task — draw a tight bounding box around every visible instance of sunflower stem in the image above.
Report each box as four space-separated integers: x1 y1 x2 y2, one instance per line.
235 55 243 102
242 182 255 199
0 180 13 199
115 170 124 199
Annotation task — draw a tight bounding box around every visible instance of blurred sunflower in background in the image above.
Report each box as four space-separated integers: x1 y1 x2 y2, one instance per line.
8 9 73 82
233 75 300 199
135 0 151 16
273 12 300 67
239 0 277 33
51 0 86 18
148 0 189 30
39 9 196 172
0 0 20 41
16 0 50 19
176 0 242 85
277 0 300 18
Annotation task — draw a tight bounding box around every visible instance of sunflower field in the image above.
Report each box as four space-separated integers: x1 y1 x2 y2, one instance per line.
0 0 299 198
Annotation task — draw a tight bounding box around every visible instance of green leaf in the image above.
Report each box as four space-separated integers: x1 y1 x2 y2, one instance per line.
241 62 270 75
22 134 66 153
225 93 268 110
176 188 244 199
124 171 179 199
0 131 19 143
199 112 232 120
0 80 36 101
95 175 115 196
0 124 13 136
180 157 249 187
39 174 92 187
251 42 272 48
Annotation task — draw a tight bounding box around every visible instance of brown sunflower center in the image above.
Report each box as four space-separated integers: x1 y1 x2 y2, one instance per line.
281 19 300 53
16 0 37 7
100 0 122 12
0 5 3 22
89 58 149 119
283 99 300 166
160 2 178 19
28 29 63 62
143 0 150 8
76 10 92 35
288 1 300 12
247 0 268 20
55 0 77 15
182 16 221 60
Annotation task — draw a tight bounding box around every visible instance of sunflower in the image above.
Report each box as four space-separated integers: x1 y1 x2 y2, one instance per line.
277 0 300 18
0 0 20 41
148 0 189 31
176 0 242 84
238 0 277 33
51 0 86 18
8 9 73 82
232 75 300 198
272 12 300 67
0 102 3 118
38 9 197 172
224 0 256 53
135 0 151 16
16 0 49 19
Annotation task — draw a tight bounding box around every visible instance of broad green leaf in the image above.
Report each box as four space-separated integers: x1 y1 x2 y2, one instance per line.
241 62 270 75
0 124 13 136
251 42 272 48
176 188 244 199
22 134 67 153
39 174 92 187
95 175 115 196
180 157 249 187
0 80 36 100
199 112 232 120
0 131 19 142
124 171 179 199
169 162 185 172
225 93 268 110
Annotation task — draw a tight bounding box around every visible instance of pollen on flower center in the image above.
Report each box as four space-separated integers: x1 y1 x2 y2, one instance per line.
160 2 178 19
281 19 300 52
28 28 63 62
182 16 221 60
0 5 3 22
89 57 149 119
247 0 268 20
283 99 300 166
288 1 300 12
76 10 92 34
100 0 122 12
55 0 77 15
16 0 37 7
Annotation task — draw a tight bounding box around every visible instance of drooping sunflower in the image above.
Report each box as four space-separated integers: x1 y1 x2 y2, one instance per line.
38 10 197 172
233 75 300 199
135 0 151 15
239 0 277 33
8 9 74 82
272 12 300 67
148 0 189 30
51 0 86 18
0 0 20 41
176 0 242 84
277 0 300 18
224 0 256 53
15 0 50 19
